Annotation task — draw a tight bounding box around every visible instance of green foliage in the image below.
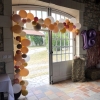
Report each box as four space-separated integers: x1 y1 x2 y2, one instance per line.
26 35 43 46
45 31 69 51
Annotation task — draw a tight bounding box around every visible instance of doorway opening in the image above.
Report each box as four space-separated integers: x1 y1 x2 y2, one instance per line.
23 30 49 87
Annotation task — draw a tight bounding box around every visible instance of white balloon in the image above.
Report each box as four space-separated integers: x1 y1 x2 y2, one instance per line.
19 31 26 37
38 18 44 24
75 23 81 29
70 18 76 24
58 23 64 30
13 84 21 93
23 80 28 86
24 55 30 62
48 16 54 23
59 19 65 23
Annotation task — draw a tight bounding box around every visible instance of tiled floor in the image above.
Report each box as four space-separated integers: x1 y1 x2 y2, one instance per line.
18 79 100 100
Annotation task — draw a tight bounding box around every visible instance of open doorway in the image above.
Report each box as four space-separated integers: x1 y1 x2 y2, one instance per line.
23 30 49 87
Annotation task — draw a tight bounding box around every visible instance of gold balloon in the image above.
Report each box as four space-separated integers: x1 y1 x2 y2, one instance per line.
20 68 29 76
27 13 34 20
21 47 28 54
21 37 26 41
20 80 25 85
32 21 37 26
12 14 21 23
19 10 27 18
48 24 55 30
23 63 28 67
22 90 28 96
22 85 26 90
60 27 66 33
21 39 30 47
53 26 59 33
44 18 51 26
12 25 22 33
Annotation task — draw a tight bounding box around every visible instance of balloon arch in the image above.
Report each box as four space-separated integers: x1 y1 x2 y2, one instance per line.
12 10 81 96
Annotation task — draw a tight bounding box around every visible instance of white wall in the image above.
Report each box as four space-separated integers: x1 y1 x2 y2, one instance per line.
0 0 14 80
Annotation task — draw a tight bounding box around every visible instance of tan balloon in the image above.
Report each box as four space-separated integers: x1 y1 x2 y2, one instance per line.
20 68 29 76
14 54 22 61
21 47 28 54
48 24 55 31
19 31 26 37
12 25 22 33
21 39 30 47
44 18 51 26
19 10 27 18
19 65 24 69
20 59 26 64
41 24 46 28
27 13 34 20
53 26 59 33
22 85 26 90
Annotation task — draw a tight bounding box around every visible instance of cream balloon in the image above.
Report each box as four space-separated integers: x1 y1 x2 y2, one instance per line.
38 18 44 24
19 31 26 37
58 23 64 30
70 18 76 24
75 23 81 29
14 39 20 45
23 80 28 86
48 16 54 23
19 21 24 27
13 84 21 93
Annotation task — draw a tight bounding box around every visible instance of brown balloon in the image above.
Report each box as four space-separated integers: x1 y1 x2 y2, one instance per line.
22 54 27 58
21 39 30 47
16 50 21 54
16 36 21 42
12 25 22 33
17 44 22 49
34 23 41 31
19 10 27 18
12 14 21 23
21 47 28 54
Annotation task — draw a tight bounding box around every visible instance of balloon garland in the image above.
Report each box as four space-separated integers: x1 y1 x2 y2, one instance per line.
12 10 81 97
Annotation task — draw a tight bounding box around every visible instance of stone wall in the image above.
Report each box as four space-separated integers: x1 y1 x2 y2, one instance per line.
0 0 14 80
73 0 100 30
